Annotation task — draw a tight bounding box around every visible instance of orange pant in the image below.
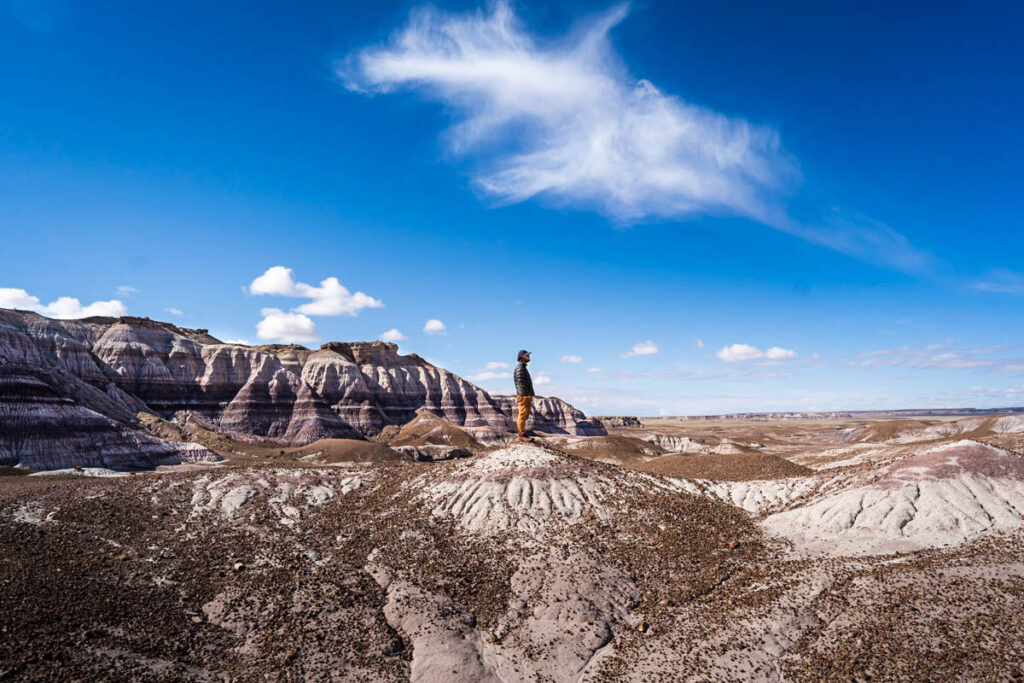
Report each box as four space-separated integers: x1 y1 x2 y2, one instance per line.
515 395 532 435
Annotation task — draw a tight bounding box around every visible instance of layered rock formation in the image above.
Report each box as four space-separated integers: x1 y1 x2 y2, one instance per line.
0 360 219 470
0 309 603 468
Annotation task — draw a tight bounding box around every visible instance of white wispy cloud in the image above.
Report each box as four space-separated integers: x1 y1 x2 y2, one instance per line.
586 367 604 373
164 307 184 316
466 370 510 382
467 361 518 383
534 371 551 385
423 318 446 334
0 287 126 319
379 328 407 342
249 266 383 316
851 344 1024 371
774 210 932 275
716 343 797 362
695 338 704 349
255 308 319 344
345 2 930 273
223 338 251 346
967 384 1024 399
560 354 582 364
115 285 138 296
346 2 793 224
620 340 658 358
973 268 1024 295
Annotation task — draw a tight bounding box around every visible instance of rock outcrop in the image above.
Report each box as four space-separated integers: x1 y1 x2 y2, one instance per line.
594 415 642 428
0 310 602 467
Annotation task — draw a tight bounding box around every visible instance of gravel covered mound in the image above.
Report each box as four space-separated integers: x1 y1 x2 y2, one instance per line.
0 446 765 681
629 452 812 481
384 409 485 451
548 435 666 463
2 443 1023 681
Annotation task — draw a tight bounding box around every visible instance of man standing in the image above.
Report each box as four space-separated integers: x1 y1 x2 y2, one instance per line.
514 350 534 441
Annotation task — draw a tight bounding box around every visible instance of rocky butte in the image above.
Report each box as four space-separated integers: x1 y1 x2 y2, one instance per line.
0 309 604 470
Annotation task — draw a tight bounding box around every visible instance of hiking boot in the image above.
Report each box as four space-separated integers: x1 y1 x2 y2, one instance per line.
518 435 533 442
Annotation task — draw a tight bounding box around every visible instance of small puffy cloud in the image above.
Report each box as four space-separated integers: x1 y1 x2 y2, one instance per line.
115 285 138 296
586 367 604 373
534 372 552 385
764 346 796 360
560 354 582 364
485 361 509 370
423 319 446 334
716 343 762 362
43 297 126 318
620 340 659 358
256 308 319 344
223 338 251 346
466 371 510 382
164 307 184 316
249 266 383 317
716 343 797 362
0 288 41 309
379 328 407 342
695 338 704 348
0 287 127 319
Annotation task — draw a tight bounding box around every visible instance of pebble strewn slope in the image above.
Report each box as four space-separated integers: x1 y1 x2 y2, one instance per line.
2 442 1023 681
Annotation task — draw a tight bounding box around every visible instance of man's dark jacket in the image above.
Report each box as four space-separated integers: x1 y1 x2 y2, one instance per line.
514 361 534 397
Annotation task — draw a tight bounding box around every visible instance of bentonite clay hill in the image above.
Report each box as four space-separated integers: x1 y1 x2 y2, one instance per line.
0 309 604 471
3 420 1024 681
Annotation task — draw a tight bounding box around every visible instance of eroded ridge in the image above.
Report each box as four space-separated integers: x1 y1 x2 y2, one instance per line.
764 440 1024 554
415 443 677 533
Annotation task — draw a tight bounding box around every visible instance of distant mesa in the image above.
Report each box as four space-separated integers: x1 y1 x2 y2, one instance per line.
0 309 604 471
593 415 643 428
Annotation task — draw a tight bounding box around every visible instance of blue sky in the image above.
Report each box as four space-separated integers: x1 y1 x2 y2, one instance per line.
2 0 1023 415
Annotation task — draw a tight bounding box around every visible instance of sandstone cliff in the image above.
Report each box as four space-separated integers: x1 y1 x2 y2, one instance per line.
0 310 603 468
